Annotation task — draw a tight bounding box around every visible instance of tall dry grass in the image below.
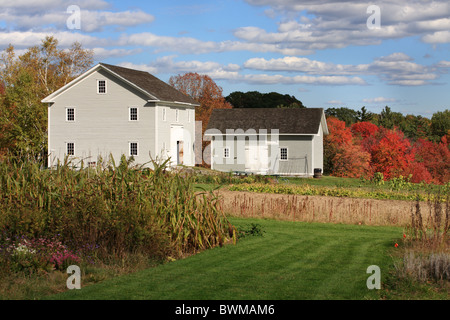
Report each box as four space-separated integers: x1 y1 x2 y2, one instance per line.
396 192 450 283
219 190 418 226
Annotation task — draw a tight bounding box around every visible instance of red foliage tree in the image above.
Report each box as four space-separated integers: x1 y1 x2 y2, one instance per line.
368 128 415 180
414 136 450 184
326 115 448 184
351 121 379 138
324 117 371 178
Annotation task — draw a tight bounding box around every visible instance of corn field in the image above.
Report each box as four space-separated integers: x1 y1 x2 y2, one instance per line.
0 156 235 261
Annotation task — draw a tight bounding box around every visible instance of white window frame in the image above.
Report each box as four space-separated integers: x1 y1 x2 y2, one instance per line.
129 142 138 157
97 80 107 94
280 147 288 161
223 147 230 159
66 142 75 156
66 107 75 122
129 107 138 121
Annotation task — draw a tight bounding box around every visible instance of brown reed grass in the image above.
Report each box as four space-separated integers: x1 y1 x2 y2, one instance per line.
218 190 420 226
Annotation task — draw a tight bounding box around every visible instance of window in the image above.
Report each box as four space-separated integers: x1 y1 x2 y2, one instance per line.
280 147 288 160
67 142 75 156
223 147 230 158
66 108 75 121
129 107 138 121
130 142 138 156
97 80 106 94
162 107 167 121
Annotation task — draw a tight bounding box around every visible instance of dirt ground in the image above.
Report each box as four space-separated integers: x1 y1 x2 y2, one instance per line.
214 189 433 227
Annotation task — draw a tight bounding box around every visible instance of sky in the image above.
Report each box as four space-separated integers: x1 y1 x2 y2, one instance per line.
1 0 449 117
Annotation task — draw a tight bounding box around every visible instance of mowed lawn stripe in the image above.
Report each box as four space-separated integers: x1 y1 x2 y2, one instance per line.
47 218 400 300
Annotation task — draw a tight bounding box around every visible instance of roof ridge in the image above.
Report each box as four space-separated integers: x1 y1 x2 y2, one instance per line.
99 62 199 106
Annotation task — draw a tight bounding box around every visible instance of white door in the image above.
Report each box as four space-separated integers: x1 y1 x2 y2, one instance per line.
245 145 268 174
170 125 184 166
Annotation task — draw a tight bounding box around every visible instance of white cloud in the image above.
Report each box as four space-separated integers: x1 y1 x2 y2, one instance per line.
119 32 315 55
0 1 153 32
93 47 142 59
0 31 106 48
243 53 450 86
116 56 366 86
422 31 450 44
241 0 450 50
244 56 369 75
362 97 397 103
326 100 344 105
80 10 154 32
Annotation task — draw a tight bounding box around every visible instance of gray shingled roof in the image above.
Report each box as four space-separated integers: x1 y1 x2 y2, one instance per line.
100 63 199 105
206 108 325 134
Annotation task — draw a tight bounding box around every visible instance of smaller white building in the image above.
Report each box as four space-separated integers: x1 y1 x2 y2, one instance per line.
42 63 199 168
205 108 329 176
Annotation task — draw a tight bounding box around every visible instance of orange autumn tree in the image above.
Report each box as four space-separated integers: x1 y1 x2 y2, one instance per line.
369 128 416 180
169 72 232 166
324 117 371 178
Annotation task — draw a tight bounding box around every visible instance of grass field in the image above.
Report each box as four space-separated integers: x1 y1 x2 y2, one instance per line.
46 218 402 300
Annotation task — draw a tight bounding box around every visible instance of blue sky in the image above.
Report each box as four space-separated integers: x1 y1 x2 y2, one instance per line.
1 0 449 117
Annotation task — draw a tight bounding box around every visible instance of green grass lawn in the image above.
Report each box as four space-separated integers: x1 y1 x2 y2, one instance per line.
46 218 401 300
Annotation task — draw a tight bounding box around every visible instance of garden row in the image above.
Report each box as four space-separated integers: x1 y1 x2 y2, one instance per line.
227 182 448 202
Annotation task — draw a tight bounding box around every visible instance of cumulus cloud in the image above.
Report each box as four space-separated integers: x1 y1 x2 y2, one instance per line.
0 1 154 32
117 56 366 86
0 30 106 48
241 0 450 51
243 53 450 86
119 32 314 55
93 47 142 59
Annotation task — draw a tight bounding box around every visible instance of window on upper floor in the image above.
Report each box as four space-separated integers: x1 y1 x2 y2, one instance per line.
97 80 106 94
129 107 138 121
66 108 75 121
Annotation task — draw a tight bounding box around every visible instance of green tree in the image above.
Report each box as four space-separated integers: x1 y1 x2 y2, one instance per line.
225 91 305 109
430 109 450 142
356 106 374 123
325 107 359 126
399 114 431 142
378 106 404 129
0 36 93 161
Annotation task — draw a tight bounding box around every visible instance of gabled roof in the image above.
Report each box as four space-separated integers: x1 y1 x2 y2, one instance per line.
206 108 328 135
42 63 199 106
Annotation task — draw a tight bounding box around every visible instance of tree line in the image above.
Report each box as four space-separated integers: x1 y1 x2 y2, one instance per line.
325 106 449 144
